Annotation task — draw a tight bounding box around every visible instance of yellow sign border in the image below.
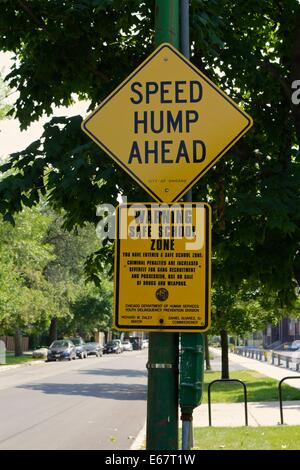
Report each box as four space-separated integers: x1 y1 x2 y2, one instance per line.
82 43 253 202
113 202 211 333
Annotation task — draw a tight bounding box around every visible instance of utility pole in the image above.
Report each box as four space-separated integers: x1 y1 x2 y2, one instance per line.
146 0 180 451
179 0 205 451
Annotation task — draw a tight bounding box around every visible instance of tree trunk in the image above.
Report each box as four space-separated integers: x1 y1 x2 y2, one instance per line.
220 329 229 379
204 334 211 370
48 317 57 345
14 327 23 357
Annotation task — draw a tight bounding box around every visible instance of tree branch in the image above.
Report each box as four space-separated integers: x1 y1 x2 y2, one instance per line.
94 70 110 83
262 58 290 100
17 0 48 32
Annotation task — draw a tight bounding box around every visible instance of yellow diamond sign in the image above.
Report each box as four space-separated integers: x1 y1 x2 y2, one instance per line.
82 43 253 203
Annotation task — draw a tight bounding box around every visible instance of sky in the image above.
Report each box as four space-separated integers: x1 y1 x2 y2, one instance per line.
0 51 89 159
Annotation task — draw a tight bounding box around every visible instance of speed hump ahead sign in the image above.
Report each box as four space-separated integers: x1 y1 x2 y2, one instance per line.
82 43 253 203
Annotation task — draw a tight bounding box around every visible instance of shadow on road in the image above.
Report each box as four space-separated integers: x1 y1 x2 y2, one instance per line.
79 368 147 378
17 382 147 401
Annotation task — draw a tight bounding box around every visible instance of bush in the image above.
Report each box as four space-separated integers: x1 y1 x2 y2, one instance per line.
32 348 48 359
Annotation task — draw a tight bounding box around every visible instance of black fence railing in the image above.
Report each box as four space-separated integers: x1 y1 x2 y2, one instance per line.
208 379 248 427
278 376 300 425
234 347 300 372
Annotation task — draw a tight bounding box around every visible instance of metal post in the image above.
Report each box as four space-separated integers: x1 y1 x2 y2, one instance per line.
181 417 194 450
180 0 204 450
155 0 180 47
146 0 180 450
279 378 284 425
180 0 190 59
278 376 300 425
180 0 203 450
180 0 192 449
208 379 248 426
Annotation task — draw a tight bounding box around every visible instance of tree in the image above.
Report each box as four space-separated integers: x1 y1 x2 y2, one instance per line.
0 1 298 289
0 205 113 352
211 281 286 378
42 213 108 342
0 1 300 360
0 206 55 354
62 280 112 338
0 71 11 120
190 0 300 374
204 334 211 371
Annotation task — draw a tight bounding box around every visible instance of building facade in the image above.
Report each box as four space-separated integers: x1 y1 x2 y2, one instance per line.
263 317 300 348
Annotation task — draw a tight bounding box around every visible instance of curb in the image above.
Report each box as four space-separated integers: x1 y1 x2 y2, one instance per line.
0 359 44 373
130 422 146 450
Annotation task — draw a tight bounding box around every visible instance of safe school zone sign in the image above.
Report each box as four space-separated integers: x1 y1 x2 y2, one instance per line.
82 43 253 203
114 203 211 332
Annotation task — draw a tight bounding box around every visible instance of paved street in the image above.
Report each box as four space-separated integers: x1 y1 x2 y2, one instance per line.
0 350 148 450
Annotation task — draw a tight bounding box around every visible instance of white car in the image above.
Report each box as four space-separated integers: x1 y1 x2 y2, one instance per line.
142 339 149 349
291 340 300 351
122 340 133 352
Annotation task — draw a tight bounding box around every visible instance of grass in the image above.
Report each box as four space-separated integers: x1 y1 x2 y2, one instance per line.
203 370 300 403
0 355 39 366
193 426 300 450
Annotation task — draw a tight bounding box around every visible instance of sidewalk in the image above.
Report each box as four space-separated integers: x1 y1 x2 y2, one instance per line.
227 349 300 389
133 348 300 448
192 348 300 427
192 400 300 427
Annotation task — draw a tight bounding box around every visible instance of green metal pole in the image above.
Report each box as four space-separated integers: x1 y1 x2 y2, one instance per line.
146 0 180 451
155 0 180 47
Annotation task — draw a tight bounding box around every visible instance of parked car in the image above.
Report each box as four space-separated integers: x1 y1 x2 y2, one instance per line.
142 339 149 349
69 337 88 359
47 340 76 362
280 341 300 351
129 337 142 350
122 340 133 352
291 340 300 351
85 342 103 357
103 340 123 354
114 339 124 352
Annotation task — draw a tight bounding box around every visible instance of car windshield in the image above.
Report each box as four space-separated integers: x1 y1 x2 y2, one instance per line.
50 341 68 348
87 343 97 347
71 339 81 345
292 341 300 348
106 341 117 347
